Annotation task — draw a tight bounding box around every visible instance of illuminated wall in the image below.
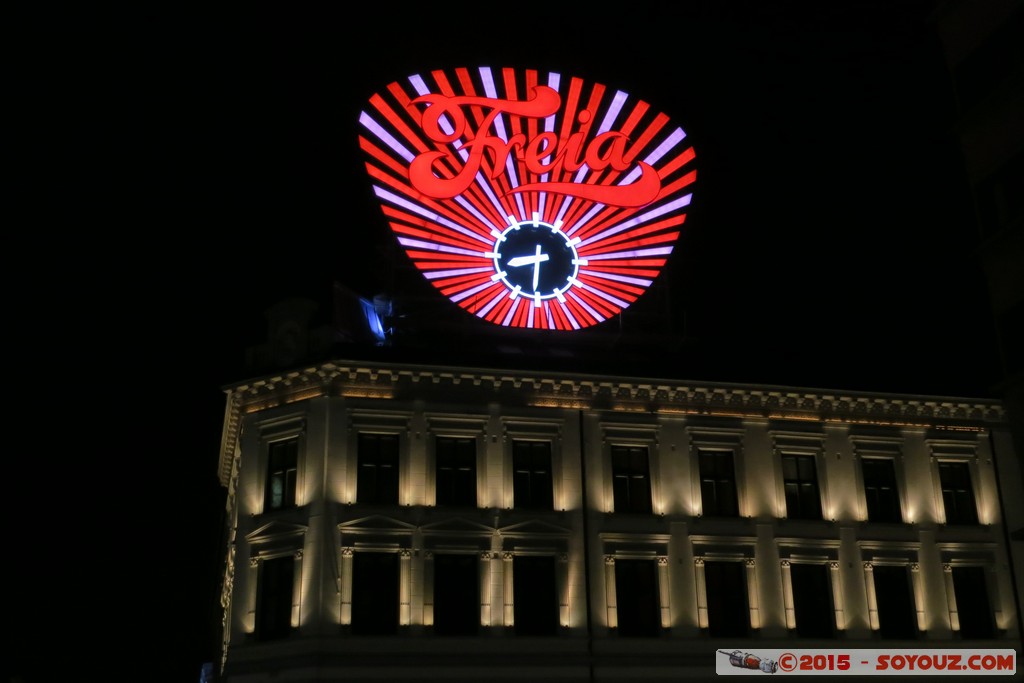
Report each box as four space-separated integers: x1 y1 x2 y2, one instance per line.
216 364 1022 682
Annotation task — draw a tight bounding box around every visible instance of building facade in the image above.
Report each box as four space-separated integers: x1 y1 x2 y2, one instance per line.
215 358 1023 681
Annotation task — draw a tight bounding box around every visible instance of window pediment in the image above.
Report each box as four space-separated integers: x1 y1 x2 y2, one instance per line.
337 514 416 534
246 520 307 545
420 517 494 535
498 520 571 538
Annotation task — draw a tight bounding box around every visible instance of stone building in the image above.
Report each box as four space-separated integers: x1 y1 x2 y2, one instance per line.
214 351 1022 681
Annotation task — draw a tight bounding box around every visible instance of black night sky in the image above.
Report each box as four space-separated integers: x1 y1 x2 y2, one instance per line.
14 3 1011 682
188 1 999 398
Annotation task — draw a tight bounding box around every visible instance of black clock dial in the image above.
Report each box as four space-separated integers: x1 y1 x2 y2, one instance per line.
494 222 578 298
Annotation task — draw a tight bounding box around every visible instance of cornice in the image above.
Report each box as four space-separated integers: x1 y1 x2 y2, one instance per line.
217 359 1006 487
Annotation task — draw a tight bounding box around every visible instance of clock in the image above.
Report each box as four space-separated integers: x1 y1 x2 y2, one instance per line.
492 217 581 305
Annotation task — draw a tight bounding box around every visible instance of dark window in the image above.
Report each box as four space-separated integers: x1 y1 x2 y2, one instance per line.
614 559 660 636
939 462 978 525
952 566 994 639
873 565 917 639
699 450 738 517
862 458 902 523
435 437 477 507
351 552 399 635
611 445 652 514
513 555 558 636
357 433 399 505
790 563 835 638
782 454 822 520
513 441 553 510
265 438 298 511
433 554 478 635
255 555 293 640
704 561 749 638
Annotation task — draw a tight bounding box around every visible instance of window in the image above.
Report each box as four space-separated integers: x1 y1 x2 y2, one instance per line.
614 559 660 636
513 440 553 510
782 454 822 520
357 433 399 505
790 564 835 638
862 458 902 523
435 437 477 507
873 565 917 639
699 450 738 517
433 554 479 635
611 445 652 514
703 561 749 637
952 566 994 638
513 555 558 635
255 555 294 640
939 462 978 525
265 437 298 511
351 552 399 635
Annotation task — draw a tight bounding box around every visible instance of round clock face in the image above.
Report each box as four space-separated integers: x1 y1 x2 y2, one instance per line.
493 219 579 303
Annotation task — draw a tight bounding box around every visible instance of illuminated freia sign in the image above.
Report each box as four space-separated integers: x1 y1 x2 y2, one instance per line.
359 66 696 330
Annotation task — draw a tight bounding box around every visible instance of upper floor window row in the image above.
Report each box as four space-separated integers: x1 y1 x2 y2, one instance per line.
261 430 980 526
355 433 555 511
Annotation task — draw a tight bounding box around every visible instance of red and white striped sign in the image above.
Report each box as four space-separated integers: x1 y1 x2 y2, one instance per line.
359 66 696 330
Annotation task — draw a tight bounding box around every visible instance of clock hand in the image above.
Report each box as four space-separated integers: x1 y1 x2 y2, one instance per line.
531 245 541 292
507 251 550 268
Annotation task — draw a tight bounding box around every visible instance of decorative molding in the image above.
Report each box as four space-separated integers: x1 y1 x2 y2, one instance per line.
849 434 904 458
687 425 745 453
424 413 489 436
218 361 1005 481
218 390 243 487
604 555 616 565
925 439 980 460
770 429 826 458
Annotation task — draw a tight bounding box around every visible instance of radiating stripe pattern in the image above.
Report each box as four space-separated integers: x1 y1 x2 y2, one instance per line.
358 66 697 330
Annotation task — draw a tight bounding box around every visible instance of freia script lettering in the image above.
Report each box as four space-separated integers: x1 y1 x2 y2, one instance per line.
408 85 661 208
